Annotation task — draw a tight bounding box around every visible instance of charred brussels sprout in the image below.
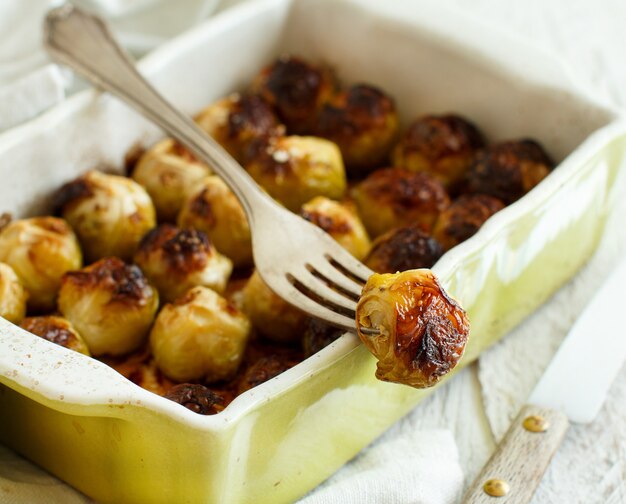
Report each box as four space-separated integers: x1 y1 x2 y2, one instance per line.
364 225 444 274
251 56 336 133
134 224 232 302
356 270 470 389
0 217 82 311
58 257 159 356
241 270 308 344
392 114 485 187
150 286 251 383
131 138 212 222
299 196 371 260
195 93 283 162
352 167 450 238
315 84 399 177
20 315 90 356
177 175 252 268
464 139 553 203
244 135 347 212
432 194 505 250
57 170 156 262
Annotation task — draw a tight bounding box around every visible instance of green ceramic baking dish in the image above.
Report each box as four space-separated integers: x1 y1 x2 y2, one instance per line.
1 0 626 502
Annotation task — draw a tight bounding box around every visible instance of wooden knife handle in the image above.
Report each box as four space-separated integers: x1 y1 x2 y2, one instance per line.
463 404 569 504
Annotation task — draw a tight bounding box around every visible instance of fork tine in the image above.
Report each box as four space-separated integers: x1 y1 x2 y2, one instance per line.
306 258 364 299
288 267 357 314
319 236 374 283
269 275 358 332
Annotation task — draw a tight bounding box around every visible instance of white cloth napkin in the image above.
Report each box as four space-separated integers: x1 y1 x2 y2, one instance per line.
299 429 463 504
0 0 220 132
0 0 68 132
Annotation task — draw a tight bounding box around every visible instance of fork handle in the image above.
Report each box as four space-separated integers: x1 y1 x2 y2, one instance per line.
43 5 269 222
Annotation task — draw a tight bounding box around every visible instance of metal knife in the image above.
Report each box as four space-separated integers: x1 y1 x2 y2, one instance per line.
463 256 626 503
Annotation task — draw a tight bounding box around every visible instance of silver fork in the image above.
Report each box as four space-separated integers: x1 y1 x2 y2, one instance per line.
44 5 376 334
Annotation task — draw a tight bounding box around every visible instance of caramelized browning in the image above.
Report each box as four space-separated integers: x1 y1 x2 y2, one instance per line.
252 56 336 133
189 188 216 223
235 338 303 394
0 213 12 232
243 135 347 212
57 171 156 262
137 224 211 274
58 257 158 357
433 194 505 250
315 84 399 175
465 139 553 203
300 207 352 235
299 196 371 260
20 315 90 355
392 114 485 186
227 94 282 143
54 176 94 212
352 167 450 238
131 138 211 222
63 257 153 306
164 383 225 415
364 225 444 273
237 354 294 394
195 93 283 161
178 176 253 267
356 270 470 388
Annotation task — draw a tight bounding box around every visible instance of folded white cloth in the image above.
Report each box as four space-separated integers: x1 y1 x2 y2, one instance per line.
0 0 67 132
299 428 463 504
0 63 67 132
0 0 221 132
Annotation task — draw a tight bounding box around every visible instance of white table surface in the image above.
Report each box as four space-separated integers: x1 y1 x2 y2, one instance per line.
1 1 625 503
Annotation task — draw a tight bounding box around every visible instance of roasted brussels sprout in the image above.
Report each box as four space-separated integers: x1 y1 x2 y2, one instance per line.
364 225 444 274
0 217 82 311
58 257 159 356
177 176 252 267
391 114 485 187
20 315 90 356
241 270 308 343
131 138 212 221
57 170 157 262
101 348 173 396
134 224 232 302
356 269 470 388
352 167 450 238
315 84 399 176
164 383 225 415
244 135 347 211
464 139 554 203
195 93 283 161
150 286 251 383
299 196 371 260
302 318 345 358
432 194 505 250
251 55 336 133
0 262 28 324
237 354 295 394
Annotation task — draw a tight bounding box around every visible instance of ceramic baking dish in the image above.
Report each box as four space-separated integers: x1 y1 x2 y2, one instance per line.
1 0 625 502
